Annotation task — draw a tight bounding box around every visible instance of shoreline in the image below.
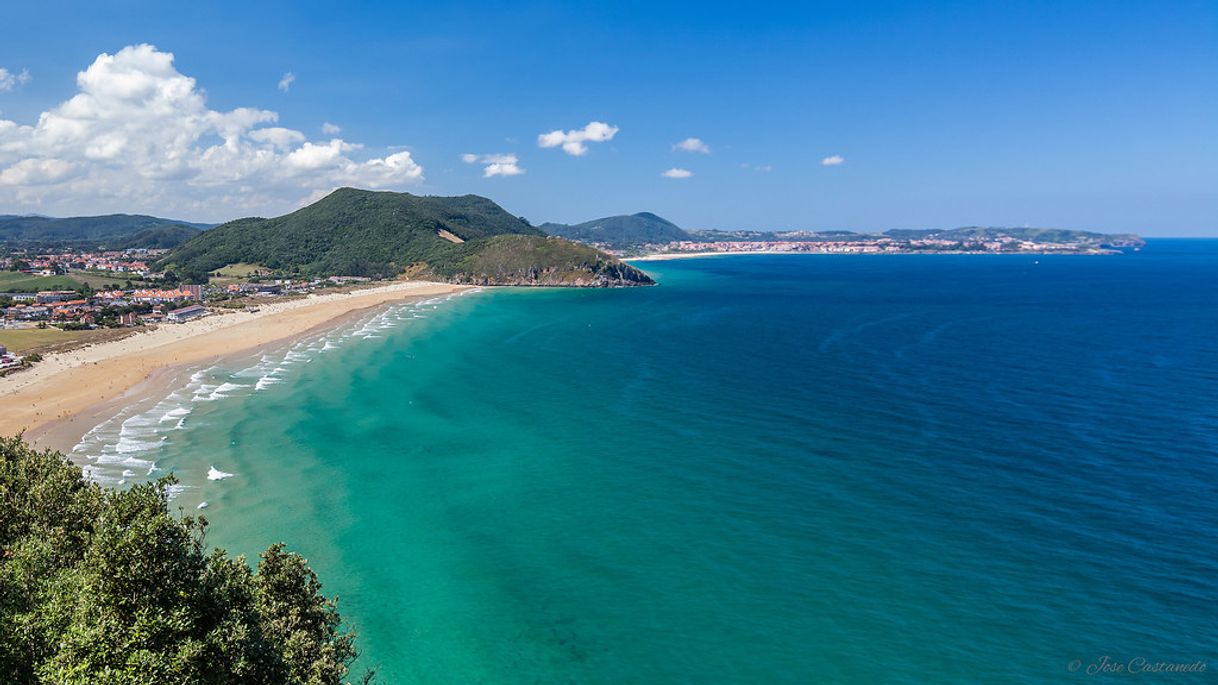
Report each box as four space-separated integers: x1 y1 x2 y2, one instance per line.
0 280 471 452
626 249 1123 261
627 251 794 261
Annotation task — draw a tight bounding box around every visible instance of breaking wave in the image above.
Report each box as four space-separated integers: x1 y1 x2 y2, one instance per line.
70 289 477 500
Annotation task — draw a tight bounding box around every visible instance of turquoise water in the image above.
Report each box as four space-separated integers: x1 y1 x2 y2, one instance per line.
75 241 1218 683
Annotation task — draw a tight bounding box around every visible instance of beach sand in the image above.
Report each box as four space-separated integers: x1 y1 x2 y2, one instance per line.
0 280 470 451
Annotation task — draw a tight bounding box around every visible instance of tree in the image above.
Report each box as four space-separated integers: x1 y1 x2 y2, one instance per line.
0 437 366 684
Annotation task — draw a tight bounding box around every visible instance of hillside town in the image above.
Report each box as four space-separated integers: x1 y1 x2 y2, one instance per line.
614 232 1144 257
3 247 164 277
0 245 380 372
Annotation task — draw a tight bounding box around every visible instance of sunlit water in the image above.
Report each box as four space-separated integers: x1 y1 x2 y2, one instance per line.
74 241 1218 683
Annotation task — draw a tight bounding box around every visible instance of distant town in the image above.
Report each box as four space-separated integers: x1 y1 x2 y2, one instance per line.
0 246 372 373
606 229 1146 258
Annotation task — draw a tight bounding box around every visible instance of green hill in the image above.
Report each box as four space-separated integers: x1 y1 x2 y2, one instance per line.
0 214 208 248
540 212 691 248
163 188 653 286
111 224 205 250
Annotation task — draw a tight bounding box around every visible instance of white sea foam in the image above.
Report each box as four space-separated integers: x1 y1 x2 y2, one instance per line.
159 406 191 423
71 289 479 491
255 375 283 391
164 483 189 500
207 466 235 481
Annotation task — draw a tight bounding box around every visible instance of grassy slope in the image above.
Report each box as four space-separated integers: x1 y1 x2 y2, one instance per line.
443 234 653 284
213 263 268 278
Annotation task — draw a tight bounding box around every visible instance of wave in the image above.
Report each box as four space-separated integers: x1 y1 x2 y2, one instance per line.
207 466 235 481
70 289 479 493
255 375 284 391
159 406 191 422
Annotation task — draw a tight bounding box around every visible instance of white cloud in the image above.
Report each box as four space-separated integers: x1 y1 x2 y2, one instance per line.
821 154 844 166
277 72 295 92
741 163 773 172
0 45 423 218
674 137 710 154
537 121 617 156
247 126 306 149
0 68 31 93
0 158 79 186
461 152 524 177
285 139 356 170
321 121 341 135
661 168 693 179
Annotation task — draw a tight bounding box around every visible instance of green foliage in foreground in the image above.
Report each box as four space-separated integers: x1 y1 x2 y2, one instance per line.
0 437 366 684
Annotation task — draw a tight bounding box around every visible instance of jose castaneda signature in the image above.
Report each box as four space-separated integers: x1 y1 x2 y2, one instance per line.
1067 656 1207 675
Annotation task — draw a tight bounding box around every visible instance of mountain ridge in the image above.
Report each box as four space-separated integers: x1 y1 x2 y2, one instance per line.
541 212 691 247
163 188 653 287
0 213 210 248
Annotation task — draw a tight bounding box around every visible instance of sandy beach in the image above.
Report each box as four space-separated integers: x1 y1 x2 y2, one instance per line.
0 280 470 450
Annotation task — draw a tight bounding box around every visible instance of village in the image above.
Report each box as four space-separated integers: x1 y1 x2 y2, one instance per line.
0 246 374 372
619 233 1134 257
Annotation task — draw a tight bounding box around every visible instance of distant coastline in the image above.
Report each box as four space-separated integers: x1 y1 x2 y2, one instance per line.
627 247 1137 261
628 251 794 261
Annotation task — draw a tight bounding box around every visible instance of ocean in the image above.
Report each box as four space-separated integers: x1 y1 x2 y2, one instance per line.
72 240 1218 683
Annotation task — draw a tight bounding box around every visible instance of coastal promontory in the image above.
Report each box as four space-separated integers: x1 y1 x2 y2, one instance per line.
161 188 654 287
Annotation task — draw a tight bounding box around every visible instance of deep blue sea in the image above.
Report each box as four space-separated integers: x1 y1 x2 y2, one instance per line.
75 239 1218 683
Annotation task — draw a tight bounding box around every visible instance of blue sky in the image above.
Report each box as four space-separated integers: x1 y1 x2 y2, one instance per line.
0 1 1215 235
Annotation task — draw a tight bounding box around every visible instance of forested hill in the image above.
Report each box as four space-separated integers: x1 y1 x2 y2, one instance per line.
162 188 653 286
540 212 691 248
0 214 208 248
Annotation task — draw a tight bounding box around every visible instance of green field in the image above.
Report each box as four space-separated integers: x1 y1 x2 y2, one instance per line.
213 262 268 277
208 262 269 286
0 327 135 354
68 271 135 288
0 272 82 293
0 270 132 293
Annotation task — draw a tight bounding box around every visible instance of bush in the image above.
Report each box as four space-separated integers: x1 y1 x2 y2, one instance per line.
0 437 367 684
